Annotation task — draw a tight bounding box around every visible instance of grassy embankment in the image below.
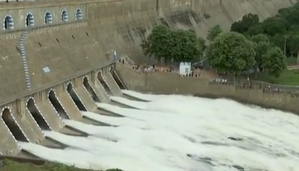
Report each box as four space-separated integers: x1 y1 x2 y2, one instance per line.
254 57 299 85
0 160 122 171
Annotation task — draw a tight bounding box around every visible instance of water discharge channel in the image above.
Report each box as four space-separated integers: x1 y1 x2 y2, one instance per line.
15 90 299 171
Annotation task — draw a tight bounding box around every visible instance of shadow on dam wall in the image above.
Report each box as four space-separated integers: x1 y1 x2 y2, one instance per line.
26 98 51 131
67 83 87 112
48 90 69 119
116 63 299 115
2 108 28 142
83 77 101 103
98 71 113 95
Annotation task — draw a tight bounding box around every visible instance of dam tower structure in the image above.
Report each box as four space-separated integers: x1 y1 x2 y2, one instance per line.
0 0 296 160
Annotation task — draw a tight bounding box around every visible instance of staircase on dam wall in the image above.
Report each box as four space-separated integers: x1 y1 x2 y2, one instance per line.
19 32 31 89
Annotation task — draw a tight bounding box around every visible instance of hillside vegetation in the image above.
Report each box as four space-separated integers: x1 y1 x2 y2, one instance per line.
142 2 299 84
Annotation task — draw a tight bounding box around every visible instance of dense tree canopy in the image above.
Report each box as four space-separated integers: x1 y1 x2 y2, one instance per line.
207 25 222 41
141 25 205 63
250 34 270 73
206 32 255 75
231 13 259 34
231 2 299 57
143 4 297 80
206 30 286 77
250 34 286 77
261 47 286 77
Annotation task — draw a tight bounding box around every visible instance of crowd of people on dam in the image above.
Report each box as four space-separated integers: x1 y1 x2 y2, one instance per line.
131 64 204 77
119 58 202 77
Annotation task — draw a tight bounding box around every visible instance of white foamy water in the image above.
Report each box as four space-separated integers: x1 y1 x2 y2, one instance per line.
20 90 299 171
121 90 153 101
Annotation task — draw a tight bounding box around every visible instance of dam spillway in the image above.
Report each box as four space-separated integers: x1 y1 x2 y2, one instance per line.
0 0 298 168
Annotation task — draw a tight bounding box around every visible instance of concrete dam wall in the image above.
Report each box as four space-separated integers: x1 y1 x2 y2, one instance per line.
116 64 299 114
0 0 296 158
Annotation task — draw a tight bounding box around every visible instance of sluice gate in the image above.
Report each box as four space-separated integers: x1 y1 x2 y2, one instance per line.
0 63 123 157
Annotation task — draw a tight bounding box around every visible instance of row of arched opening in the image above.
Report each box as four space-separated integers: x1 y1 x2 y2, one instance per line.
1 70 124 142
3 8 83 30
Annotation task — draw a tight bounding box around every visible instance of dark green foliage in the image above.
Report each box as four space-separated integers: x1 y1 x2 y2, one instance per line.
232 2 299 57
207 25 222 41
246 24 264 36
230 13 259 34
250 34 271 73
225 3 299 79
141 24 205 63
286 33 299 56
261 47 287 77
261 17 286 36
206 32 255 75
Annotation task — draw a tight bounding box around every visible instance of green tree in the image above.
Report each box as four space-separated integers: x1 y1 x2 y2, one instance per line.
261 47 286 77
278 6 299 27
207 25 222 41
206 32 256 76
262 17 287 36
250 33 269 43
286 33 299 57
250 34 271 77
141 25 173 62
246 24 264 36
170 29 205 62
231 13 260 34
141 25 205 63
270 34 285 51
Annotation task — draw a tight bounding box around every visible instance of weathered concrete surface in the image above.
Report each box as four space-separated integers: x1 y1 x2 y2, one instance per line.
88 80 110 103
94 78 110 103
0 0 297 106
0 0 297 155
10 102 44 143
1 100 43 144
55 91 83 120
112 70 127 89
0 3 86 32
23 109 44 143
0 34 26 105
73 85 97 112
0 118 19 155
187 0 298 36
116 64 299 115
103 73 122 96
25 22 110 90
87 0 299 63
99 71 121 96
0 22 111 106
33 100 64 131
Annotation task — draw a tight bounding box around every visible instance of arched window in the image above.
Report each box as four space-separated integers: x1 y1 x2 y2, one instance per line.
44 11 53 24
61 10 68 22
75 8 83 20
25 13 34 27
3 15 14 30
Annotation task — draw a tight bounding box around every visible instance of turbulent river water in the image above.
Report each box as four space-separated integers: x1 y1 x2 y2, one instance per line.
19 90 299 171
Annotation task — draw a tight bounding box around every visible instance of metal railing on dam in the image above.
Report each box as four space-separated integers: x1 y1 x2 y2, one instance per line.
209 78 299 94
